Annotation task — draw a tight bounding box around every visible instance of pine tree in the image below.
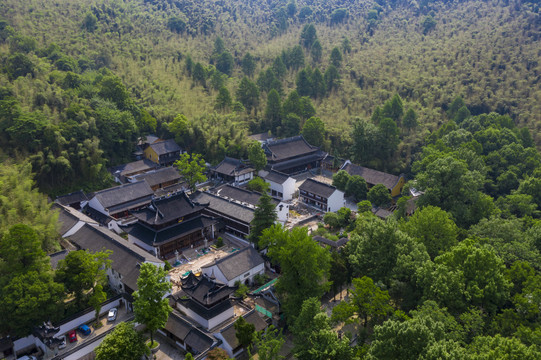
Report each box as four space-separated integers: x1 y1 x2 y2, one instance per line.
249 193 277 247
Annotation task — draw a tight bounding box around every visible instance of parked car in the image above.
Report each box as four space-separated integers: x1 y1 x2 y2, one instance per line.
78 324 91 336
107 307 118 322
57 335 67 349
16 356 37 360
68 330 77 343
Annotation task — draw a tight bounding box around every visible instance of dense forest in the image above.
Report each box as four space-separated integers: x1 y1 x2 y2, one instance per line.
1 0 541 358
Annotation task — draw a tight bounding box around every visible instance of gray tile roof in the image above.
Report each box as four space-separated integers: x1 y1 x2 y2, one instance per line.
93 181 153 212
111 159 158 178
129 216 218 246
202 246 264 281
149 139 181 156
53 203 98 235
192 192 255 224
164 310 214 355
212 157 254 177
299 178 338 198
49 250 69 270
55 190 89 207
263 170 290 185
132 192 206 226
264 135 318 161
312 236 349 248
133 167 181 188
68 224 162 291
342 163 402 190
210 184 278 208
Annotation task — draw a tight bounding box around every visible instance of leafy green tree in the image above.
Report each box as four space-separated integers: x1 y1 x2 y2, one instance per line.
302 117 325 147
89 284 107 323
368 184 391 207
329 251 348 299
299 6 313 21
342 37 352 54
95 322 149 360
332 170 350 191
346 175 368 201
242 52 256 77
5 53 34 80
265 89 282 132
193 62 207 86
133 263 172 346
517 176 541 210
249 193 277 246
0 270 64 337
215 86 232 111
358 200 372 213
468 335 541 359
311 39 322 62
286 45 305 70
351 118 378 164
174 153 207 192
330 47 343 68
310 68 326 98
0 224 50 282
235 316 256 350
237 76 260 113
330 8 348 25
296 67 313 97
55 249 111 306
252 325 284 360
272 56 287 79
422 16 437 35
401 206 458 259
248 142 267 172
167 16 186 33
260 225 330 323
447 96 466 120
98 75 133 111
216 51 234 76
82 12 98 32
213 36 225 55
300 96 316 120
300 23 317 49
331 276 393 327
282 90 302 118
454 106 471 124
378 117 400 159
282 113 301 137
324 64 340 92
207 348 231 359
247 177 270 193
323 212 341 231
185 353 195 360
383 94 404 124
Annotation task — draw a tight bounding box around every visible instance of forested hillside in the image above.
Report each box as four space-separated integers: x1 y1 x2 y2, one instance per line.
1 0 540 192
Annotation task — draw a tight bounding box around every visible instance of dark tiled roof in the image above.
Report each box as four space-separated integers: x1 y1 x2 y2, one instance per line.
192 192 254 224
342 163 401 190
129 216 217 246
68 224 162 291
110 159 158 178
132 192 205 226
264 136 318 161
249 133 273 142
137 135 160 146
299 178 338 198
53 203 97 235
49 249 69 270
179 275 236 306
373 208 393 219
202 246 264 281
212 157 254 177
55 190 88 206
164 310 214 354
150 139 181 156
93 181 153 211
271 151 326 172
133 167 182 188
312 236 349 248
210 184 278 208
220 310 267 350
263 170 290 185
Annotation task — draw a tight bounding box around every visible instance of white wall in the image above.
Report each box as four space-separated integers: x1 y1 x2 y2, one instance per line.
128 235 156 255
176 303 234 330
225 263 265 287
275 202 289 224
202 265 229 285
87 197 107 216
326 189 345 213
213 332 234 358
282 177 296 200
62 220 86 238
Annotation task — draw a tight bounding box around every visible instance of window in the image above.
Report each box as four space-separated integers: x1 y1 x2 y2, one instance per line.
243 272 250 278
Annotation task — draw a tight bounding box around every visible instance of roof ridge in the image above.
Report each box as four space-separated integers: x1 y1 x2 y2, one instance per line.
304 177 337 189
95 180 148 195
85 224 149 262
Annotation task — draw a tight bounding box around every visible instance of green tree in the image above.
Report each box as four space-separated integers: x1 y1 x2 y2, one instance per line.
345 175 368 202
0 270 64 337
422 16 437 35
193 62 207 86
55 249 111 306
323 212 341 231
237 76 260 113
215 86 232 111
383 94 404 124
324 65 340 92
247 177 270 193
235 316 256 350
174 153 207 192
5 53 34 80
357 200 372 213
282 90 302 118
213 36 225 55
403 108 418 129
82 12 98 32
331 276 393 327
248 142 267 172
330 8 348 25
252 325 284 360
351 118 379 164
378 117 400 159
272 56 287 79
133 263 172 346
216 51 234 76
95 322 149 360
89 284 107 323
330 47 343 68
311 68 326 98
249 193 277 246
468 335 541 359
368 184 391 207
296 67 313 97
311 39 322 62
302 117 325 147
242 52 256 77
167 16 186 33
260 225 330 323
282 113 301 137
265 89 281 132
447 96 466 120
300 23 317 49
332 170 350 191
401 206 458 259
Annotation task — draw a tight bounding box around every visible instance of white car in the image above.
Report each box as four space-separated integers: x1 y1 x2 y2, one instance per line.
57 335 67 349
17 356 37 360
107 307 118 321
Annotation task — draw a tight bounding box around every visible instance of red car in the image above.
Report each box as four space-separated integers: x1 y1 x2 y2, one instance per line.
68 330 77 343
